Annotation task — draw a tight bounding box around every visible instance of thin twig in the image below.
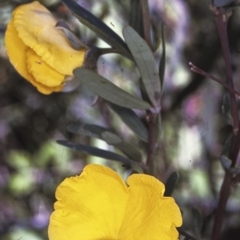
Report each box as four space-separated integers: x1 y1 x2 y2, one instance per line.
189 62 240 97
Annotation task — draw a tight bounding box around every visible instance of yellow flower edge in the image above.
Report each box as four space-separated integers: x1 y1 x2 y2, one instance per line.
48 164 182 240
4 1 86 94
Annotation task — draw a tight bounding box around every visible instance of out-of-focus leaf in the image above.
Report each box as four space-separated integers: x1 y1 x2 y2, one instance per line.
221 155 232 170
213 0 235 7
151 13 161 51
61 0 131 59
67 123 142 162
68 123 107 138
228 167 240 174
123 25 161 107
56 20 87 50
74 68 151 110
159 23 165 87
221 135 232 171
221 135 232 156
129 0 143 38
101 131 122 145
191 208 203 239
164 171 179 196
222 93 232 126
57 140 136 166
102 131 142 162
109 103 148 142
221 155 240 175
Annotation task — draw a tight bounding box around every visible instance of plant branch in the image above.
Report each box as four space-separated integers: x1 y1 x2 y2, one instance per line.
214 8 239 132
189 62 240 97
140 0 152 49
146 111 157 174
211 9 240 240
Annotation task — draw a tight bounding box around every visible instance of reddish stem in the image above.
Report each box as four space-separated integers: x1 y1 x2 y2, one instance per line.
211 8 240 240
189 62 240 97
146 111 157 173
214 8 238 132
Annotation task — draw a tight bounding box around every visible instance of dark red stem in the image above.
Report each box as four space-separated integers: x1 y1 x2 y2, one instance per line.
211 8 240 240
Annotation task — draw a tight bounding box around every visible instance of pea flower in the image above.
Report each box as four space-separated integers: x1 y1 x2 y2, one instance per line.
4 1 86 94
48 164 182 240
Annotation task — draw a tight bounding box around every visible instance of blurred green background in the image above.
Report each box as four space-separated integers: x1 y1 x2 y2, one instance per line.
1 0 240 239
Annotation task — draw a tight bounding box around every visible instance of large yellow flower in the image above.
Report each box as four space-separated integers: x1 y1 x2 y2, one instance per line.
48 164 182 240
4 1 86 94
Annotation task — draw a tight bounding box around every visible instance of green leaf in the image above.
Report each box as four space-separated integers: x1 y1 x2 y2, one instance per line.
123 25 161 107
228 167 240 174
108 103 148 142
61 0 131 59
222 93 233 126
221 155 232 170
57 140 135 166
221 135 232 160
213 0 235 7
56 20 87 50
68 123 142 162
164 171 179 196
159 23 166 87
191 208 203 239
129 0 143 38
74 68 151 110
68 123 108 138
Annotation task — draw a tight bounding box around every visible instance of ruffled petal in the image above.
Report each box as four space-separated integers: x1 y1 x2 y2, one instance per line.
4 18 32 82
119 174 182 240
48 164 182 240
4 19 62 94
26 48 65 87
48 164 129 240
12 1 86 75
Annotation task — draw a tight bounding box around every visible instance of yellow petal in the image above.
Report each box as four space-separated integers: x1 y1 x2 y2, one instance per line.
4 18 62 94
28 76 63 94
26 48 65 87
4 18 32 83
12 1 86 75
48 164 182 240
49 164 129 240
120 174 182 240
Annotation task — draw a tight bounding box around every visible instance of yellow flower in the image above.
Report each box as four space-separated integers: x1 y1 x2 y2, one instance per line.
4 1 86 94
48 164 182 240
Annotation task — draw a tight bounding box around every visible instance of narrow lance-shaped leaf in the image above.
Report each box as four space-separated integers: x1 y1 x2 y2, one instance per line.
164 171 179 196
57 140 139 168
191 208 203 239
213 0 235 7
56 20 87 50
68 123 108 138
129 0 144 38
108 102 148 142
67 123 142 161
222 93 233 126
221 155 232 170
61 0 131 59
123 25 161 107
74 68 151 110
159 23 166 87
101 131 142 162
